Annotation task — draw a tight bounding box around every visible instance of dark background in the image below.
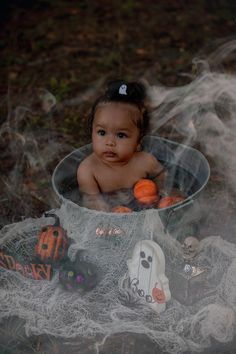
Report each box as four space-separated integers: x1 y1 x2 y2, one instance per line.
0 2 236 353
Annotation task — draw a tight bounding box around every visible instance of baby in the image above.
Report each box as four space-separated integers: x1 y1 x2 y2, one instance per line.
77 80 165 211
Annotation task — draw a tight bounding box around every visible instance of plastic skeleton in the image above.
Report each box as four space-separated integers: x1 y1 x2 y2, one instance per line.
182 236 205 278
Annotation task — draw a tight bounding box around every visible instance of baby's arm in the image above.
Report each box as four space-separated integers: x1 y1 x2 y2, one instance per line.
77 161 110 212
145 153 166 192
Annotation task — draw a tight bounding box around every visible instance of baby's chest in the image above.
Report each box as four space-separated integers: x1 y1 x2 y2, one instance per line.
94 166 147 192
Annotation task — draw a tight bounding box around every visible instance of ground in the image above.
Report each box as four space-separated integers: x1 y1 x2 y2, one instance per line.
0 1 236 353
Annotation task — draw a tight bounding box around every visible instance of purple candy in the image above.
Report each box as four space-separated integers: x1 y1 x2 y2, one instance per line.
76 274 84 283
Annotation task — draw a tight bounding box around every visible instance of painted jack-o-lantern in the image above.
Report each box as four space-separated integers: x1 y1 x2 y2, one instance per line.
152 285 166 304
35 212 68 263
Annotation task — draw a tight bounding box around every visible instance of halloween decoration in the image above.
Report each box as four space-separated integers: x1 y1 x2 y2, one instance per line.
35 212 68 263
0 249 53 281
166 236 209 306
59 250 98 292
182 236 200 261
134 179 159 205
111 206 132 213
122 240 171 313
96 226 125 237
183 263 205 278
158 195 185 209
166 262 210 306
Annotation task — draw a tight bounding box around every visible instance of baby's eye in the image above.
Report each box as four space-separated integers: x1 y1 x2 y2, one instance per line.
117 132 127 139
97 129 106 136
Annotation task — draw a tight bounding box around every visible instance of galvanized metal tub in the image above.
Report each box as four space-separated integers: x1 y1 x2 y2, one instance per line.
52 135 210 238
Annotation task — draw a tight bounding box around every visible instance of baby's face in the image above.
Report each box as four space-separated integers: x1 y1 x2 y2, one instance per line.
92 103 141 165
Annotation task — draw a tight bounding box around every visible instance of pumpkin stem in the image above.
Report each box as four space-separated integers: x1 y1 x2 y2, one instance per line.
44 212 60 227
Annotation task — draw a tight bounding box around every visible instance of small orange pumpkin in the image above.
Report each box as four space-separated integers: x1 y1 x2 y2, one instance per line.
35 212 68 263
112 206 132 213
134 179 159 205
158 196 185 209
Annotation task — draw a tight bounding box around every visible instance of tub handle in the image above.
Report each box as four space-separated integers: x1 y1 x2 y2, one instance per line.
164 198 194 233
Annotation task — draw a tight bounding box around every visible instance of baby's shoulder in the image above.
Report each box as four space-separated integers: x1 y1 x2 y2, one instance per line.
77 154 96 174
137 151 157 164
79 153 97 166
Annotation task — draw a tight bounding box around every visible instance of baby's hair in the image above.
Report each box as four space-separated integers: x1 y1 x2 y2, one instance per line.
87 80 150 139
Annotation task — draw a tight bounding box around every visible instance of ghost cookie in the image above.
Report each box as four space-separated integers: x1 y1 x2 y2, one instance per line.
125 240 171 313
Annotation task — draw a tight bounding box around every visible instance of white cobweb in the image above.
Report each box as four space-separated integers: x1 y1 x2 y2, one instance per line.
1 200 236 354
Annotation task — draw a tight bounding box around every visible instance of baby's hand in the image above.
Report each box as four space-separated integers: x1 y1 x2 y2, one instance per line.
81 192 110 212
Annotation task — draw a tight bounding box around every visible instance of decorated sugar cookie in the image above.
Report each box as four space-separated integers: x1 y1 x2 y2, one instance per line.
125 240 171 313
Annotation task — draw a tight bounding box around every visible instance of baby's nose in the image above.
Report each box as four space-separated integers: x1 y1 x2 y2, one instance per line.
105 135 115 146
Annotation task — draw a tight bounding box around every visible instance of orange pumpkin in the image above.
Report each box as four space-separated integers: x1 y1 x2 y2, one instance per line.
134 179 159 205
158 196 185 209
35 212 68 263
112 206 132 213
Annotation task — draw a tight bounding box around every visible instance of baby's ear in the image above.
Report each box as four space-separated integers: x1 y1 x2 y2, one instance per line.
136 142 142 152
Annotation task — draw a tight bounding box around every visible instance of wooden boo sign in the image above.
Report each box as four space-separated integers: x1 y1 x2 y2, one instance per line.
0 249 52 281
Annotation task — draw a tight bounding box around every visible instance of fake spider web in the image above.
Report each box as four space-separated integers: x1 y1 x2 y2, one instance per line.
0 200 236 354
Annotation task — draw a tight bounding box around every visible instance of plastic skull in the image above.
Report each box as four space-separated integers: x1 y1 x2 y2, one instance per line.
182 236 200 260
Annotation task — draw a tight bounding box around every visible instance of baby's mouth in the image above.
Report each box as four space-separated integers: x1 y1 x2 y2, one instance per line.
104 151 116 158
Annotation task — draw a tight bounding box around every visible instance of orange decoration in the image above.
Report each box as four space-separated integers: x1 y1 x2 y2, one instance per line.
35 213 68 263
158 196 185 209
112 206 132 213
134 179 159 205
152 287 166 304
